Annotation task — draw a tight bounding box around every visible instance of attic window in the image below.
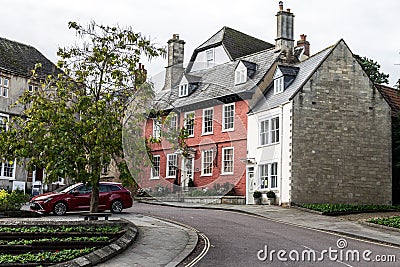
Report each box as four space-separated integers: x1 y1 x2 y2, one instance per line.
206 49 214 68
179 83 189 97
273 68 284 94
274 76 284 94
235 62 247 85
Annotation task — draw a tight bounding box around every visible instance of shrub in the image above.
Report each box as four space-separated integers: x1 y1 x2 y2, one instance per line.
0 189 30 212
187 178 195 187
253 191 262 198
368 216 400 228
301 204 399 213
266 191 276 198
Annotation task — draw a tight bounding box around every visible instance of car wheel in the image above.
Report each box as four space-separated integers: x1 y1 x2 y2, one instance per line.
53 202 67 216
111 200 123 213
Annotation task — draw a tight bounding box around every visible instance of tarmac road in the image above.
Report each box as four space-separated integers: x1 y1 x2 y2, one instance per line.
129 203 400 267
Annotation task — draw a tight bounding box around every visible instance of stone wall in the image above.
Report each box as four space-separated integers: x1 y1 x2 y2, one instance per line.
291 40 392 205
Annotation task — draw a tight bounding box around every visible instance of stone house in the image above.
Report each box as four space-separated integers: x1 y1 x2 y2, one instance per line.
0 37 62 193
246 3 392 205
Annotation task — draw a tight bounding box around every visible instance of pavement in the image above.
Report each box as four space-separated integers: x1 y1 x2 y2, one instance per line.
5 201 400 266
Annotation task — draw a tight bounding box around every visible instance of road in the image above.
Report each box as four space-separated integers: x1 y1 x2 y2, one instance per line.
128 203 400 267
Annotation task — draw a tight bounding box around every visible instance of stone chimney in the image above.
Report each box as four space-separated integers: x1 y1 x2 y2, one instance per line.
164 34 185 90
296 34 310 58
275 1 295 59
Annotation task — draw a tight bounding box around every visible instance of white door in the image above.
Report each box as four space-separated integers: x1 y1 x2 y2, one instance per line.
247 166 255 192
181 157 194 190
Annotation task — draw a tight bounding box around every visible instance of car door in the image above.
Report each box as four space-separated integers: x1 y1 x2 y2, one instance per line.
98 184 110 210
68 184 92 211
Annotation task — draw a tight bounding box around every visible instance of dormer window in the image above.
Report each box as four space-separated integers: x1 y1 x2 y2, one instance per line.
206 49 214 68
274 76 284 94
179 83 188 97
235 62 247 85
273 68 284 94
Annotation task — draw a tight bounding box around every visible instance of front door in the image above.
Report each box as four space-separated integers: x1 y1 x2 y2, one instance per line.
247 166 255 192
181 157 194 191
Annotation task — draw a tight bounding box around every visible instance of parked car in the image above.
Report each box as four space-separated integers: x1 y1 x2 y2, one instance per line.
30 182 133 215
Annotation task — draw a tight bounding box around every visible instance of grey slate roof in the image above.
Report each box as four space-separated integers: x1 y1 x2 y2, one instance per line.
0 37 58 78
192 27 274 61
155 48 280 111
251 43 335 113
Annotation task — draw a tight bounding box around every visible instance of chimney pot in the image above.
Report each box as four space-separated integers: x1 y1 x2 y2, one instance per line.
279 1 283 11
286 8 291 13
173 34 179 40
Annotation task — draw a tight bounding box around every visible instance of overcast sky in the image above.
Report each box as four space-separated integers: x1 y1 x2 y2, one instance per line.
2 0 399 88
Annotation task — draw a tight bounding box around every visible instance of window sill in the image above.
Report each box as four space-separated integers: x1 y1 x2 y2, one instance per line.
200 174 212 177
221 172 234 176
0 177 15 180
257 142 280 149
202 132 213 136
166 176 176 179
150 177 160 180
222 128 234 133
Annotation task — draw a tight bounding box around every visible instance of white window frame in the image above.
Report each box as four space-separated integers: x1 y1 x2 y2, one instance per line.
235 62 247 85
184 112 195 137
222 103 235 131
168 112 177 130
201 150 213 176
28 84 39 93
221 147 234 174
179 83 188 97
0 114 9 132
202 108 214 135
0 159 16 180
259 116 279 146
273 68 284 94
206 49 214 68
166 154 177 178
152 119 161 139
259 162 278 190
1 77 9 98
151 155 160 179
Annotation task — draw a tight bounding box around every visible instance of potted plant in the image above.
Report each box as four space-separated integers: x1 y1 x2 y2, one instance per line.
253 191 262 205
266 191 276 205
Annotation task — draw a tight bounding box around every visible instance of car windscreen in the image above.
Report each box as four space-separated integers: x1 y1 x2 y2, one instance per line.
60 184 80 193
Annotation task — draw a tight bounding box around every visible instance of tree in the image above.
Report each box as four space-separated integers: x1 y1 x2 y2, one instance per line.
0 21 165 213
354 54 389 85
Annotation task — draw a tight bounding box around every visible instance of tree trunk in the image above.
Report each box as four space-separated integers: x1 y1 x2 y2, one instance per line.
90 178 100 213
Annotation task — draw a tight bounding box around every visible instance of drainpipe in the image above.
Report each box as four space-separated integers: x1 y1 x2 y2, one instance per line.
279 101 290 205
280 104 284 206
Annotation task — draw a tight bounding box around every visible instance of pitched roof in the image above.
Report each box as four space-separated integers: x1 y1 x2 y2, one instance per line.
376 84 400 117
251 43 335 113
155 48 279 111
0 37 58 78
193 27 274 61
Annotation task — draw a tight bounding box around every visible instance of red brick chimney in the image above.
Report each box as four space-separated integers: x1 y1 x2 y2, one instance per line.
296 34 310 57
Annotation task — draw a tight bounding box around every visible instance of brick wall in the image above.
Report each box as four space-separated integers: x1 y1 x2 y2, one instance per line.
142 100 249 195
291 40 392 205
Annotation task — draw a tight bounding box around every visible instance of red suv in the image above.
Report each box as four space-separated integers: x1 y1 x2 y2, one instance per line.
30 182 133 215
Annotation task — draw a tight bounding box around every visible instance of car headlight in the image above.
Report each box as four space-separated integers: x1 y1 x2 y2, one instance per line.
43 198 53 203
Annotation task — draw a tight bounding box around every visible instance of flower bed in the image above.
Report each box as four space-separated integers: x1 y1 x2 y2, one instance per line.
367 216 400 229
0 220 127 266
300 204 400 215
